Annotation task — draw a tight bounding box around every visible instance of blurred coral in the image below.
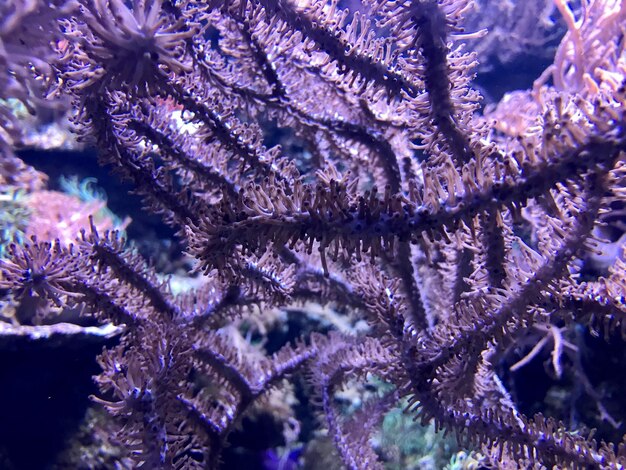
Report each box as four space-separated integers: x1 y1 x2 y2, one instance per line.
25 183 129 245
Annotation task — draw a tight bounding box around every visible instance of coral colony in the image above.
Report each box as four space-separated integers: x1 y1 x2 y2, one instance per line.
1 0 626 468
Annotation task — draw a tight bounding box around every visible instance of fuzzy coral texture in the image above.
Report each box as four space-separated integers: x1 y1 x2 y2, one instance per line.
1 0 626 469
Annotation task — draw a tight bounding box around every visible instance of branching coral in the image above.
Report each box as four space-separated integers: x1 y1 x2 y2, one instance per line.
1 0 626 469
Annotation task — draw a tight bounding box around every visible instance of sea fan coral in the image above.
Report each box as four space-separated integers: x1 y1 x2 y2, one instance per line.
1 1 626 469
60 0 196 96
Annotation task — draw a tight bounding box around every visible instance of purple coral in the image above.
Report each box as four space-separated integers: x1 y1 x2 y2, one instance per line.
61 0 195 95
0 1 626 469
